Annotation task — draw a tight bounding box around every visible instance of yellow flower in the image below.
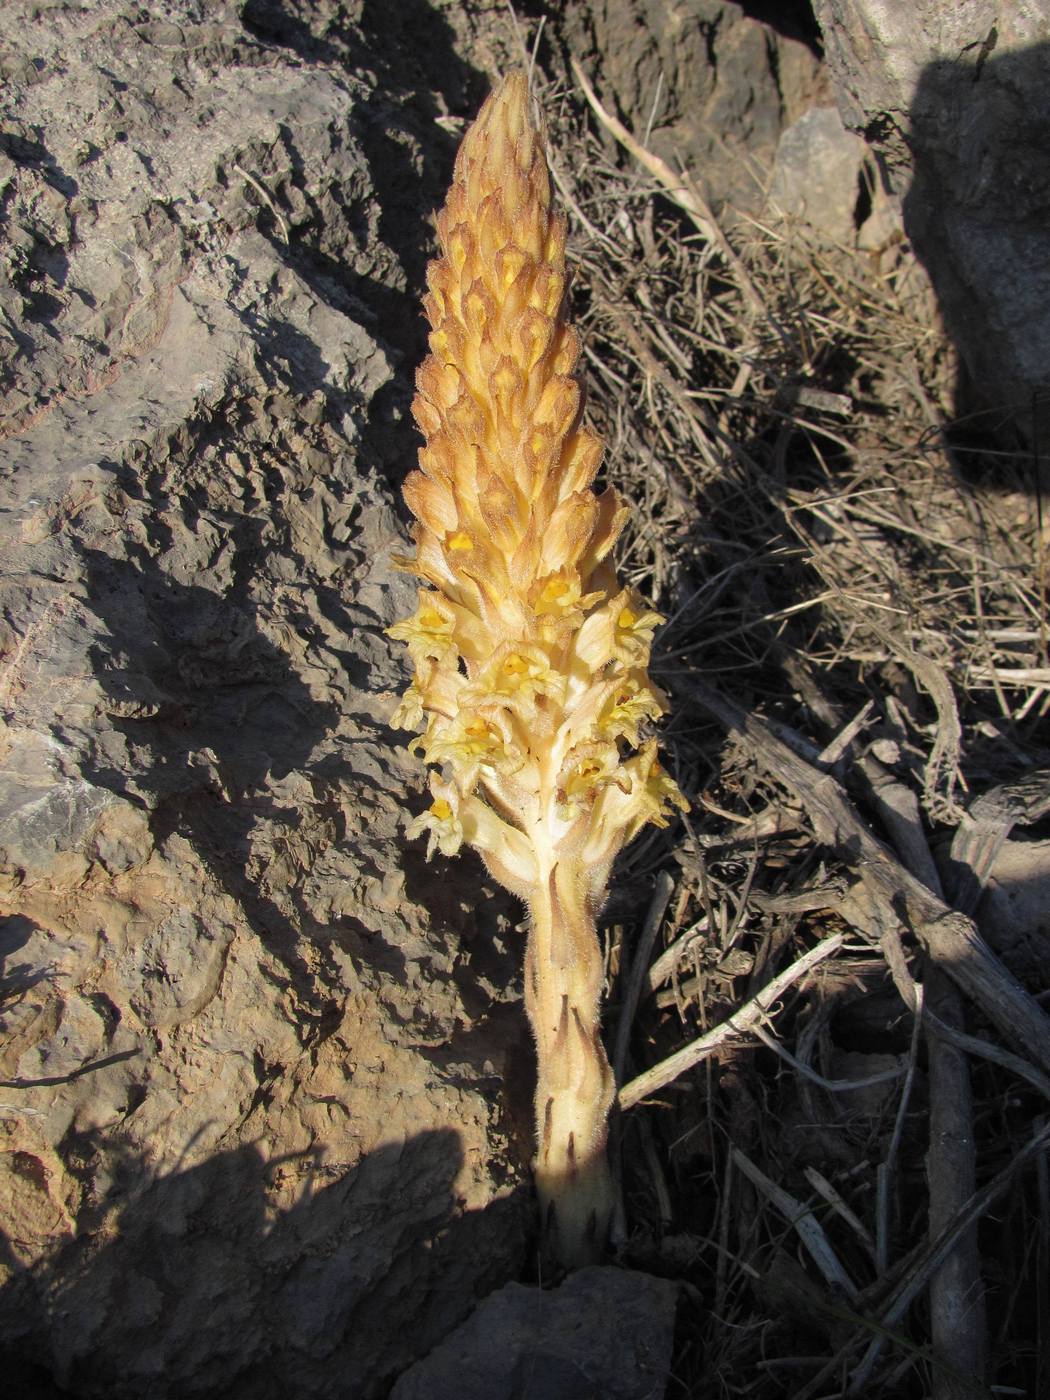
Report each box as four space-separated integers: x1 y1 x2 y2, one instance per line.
422 708 523 792
529 567 602 619
464 641 564 716
394 655 467 738
406 778 464 859
596 675 668 747
635 749 690 831
557 741 622 818
407 773 539 896
391 681 425 732
572 588 665 674
582 740 688 866
386 590 457 664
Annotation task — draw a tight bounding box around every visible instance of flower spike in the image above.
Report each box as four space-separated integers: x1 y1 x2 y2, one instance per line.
389 71 685 1267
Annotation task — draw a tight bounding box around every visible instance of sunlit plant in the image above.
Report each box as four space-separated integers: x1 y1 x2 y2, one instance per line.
388 71 685 1267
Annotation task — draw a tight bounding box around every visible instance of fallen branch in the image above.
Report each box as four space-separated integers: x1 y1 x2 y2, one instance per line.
618 932 844 1110
732 1146 860 1301
689 679 1050 1081
860 741 984 1397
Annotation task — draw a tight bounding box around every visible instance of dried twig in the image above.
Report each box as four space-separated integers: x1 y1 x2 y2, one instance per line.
859 736 985 1396
613 869 675 1087
570 57 773 325
689 679 1050 1080
848 1120 1050 1395
732 1146 860 1301
619 933 844 1110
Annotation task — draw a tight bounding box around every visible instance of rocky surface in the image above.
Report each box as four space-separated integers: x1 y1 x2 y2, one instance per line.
981 836 1050 979
0 1 958 1395
0 3 532 1397
390 1265 680 1400
814 0 1050 441
768 105 869 245
552 0 828 218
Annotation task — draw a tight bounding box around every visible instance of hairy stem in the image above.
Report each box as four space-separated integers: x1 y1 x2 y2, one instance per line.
525 857 616 1266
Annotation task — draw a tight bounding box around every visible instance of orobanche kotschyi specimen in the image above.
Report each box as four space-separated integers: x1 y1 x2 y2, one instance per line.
389 71 686 1267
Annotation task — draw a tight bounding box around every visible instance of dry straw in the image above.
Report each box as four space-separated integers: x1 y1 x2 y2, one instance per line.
388 71 685 1266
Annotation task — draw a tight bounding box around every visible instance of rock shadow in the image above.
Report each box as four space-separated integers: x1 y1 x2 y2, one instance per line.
69 431 526 1178
76 514 351 1022
240 0 488 487
0 1126 529 1399
0 915 53 1008
902 40 1050 479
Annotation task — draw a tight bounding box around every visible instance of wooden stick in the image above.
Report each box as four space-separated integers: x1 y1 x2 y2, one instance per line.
860 750 985 1396
613 870 675 1088
732 1147 860 1300
688 679 1050 1080
618 933 843 1110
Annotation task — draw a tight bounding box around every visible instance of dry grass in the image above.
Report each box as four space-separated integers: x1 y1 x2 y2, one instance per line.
519 47 1050 1400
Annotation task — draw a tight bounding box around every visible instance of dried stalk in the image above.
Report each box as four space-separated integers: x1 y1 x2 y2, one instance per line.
689 679 1050 1080
388 73 684 1267
618 932 844 1110
846 709 985 1397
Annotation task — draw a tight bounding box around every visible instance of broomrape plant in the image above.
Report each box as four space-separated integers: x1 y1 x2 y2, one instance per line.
389 71 686 1267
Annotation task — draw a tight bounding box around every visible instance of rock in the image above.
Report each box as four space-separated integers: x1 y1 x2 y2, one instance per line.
814 0 1050 442
0 3 530 1397
768 106 869 243
978 837 1050 980
553 1 828 218
389 1266 680 1400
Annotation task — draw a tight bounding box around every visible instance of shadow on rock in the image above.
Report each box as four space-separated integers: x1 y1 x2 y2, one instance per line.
0 1127 529 1399
903 40 1050 476
241 0 488 484
79 538 346 1019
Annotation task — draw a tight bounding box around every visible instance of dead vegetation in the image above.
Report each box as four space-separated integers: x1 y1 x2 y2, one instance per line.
519 37 1050 1400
